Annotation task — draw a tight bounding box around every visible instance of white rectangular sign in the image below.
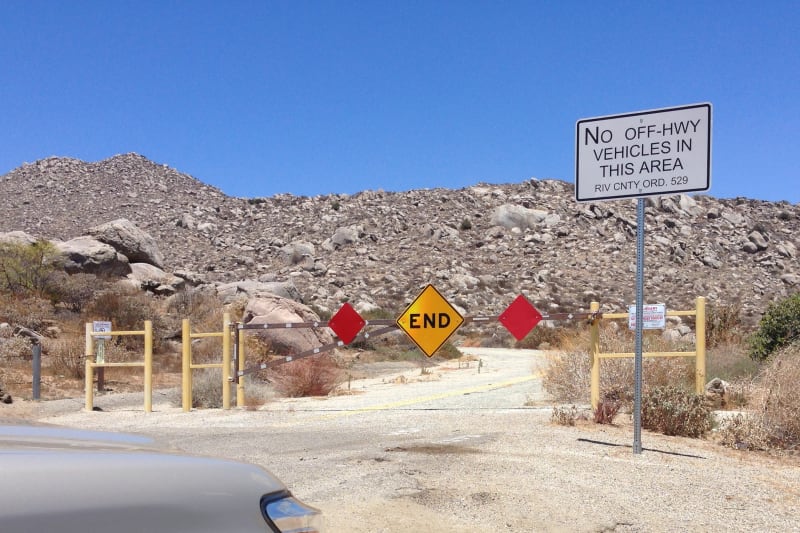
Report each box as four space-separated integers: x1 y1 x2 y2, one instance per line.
93 321 112 340
628 304 666 330
576 103 711 202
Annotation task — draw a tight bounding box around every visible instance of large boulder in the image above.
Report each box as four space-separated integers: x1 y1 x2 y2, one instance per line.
242 294 332 355
127 263 185 295
490 204 547 230
0 231 38 246
54 237 131 276
88 219 165 268
705 378 731 408
216 279 304 304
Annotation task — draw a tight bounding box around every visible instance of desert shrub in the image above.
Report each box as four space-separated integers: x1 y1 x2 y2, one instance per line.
716 414 772 451
169 289 231 364
551 405 579 426
45 336 86 379
594 388 624 424
705 302 745 348
543 350 591 403
241 379 274 410
748 293 800 361
0 336 32 360
45 272 103 312
168 288 224 323
543 347 694 405
515 325 570 350
0 240 62 298
434 340 462 360
0 295 55 331
718 347 800 450
641 385 713 438
269 354 343 397
189 368 228 408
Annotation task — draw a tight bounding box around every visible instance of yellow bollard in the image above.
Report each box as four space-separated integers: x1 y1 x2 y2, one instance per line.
222 313 231 410
85 323 94 411
236 325 246 408
695 297 707 395
589 302 601 410
144 320 153 413
181 319 192 412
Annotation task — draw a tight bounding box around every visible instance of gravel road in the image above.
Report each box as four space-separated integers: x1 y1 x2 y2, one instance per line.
13 348 800 532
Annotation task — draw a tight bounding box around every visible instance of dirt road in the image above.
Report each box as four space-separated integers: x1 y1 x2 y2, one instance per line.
16 348 800 532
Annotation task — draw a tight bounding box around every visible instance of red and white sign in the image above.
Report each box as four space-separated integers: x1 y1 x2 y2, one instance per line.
628 304 666 330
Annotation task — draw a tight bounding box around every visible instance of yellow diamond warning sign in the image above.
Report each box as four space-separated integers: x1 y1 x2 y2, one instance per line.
396 284 464 357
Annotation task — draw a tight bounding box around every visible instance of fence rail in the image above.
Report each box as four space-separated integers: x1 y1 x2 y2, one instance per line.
589 297 706 409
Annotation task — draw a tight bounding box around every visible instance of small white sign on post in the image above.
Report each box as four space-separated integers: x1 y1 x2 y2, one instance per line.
575 103 711 202
93 321 112 340
628 304 666 330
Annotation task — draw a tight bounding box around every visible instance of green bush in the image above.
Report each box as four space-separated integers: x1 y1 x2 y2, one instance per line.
0 240 62 298
641 385 713 438
748 293 800 361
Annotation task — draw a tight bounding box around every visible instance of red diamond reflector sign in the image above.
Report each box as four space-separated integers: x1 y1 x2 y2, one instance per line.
328 302 366 345
499 295 542 340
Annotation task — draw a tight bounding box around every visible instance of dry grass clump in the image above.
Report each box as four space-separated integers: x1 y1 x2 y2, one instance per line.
707 340 759 382
269 354 344 397
594 388 624 424
188 368 228 409
705 301 746 348
551 405 580 426
543 350 591 403
718 345 800 450
44 336 86 379
0 296 56 332
0 335 31 360
174 369 274 410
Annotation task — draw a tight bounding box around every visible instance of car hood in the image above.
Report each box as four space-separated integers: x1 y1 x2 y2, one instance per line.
0 423 288 533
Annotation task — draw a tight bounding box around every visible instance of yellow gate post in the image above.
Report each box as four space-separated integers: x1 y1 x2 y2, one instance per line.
181 319 192 412
144 320 153 413
590 301 601 410
222 313 232 410
85 323 95 412
236 326 246 408
695 297 707 394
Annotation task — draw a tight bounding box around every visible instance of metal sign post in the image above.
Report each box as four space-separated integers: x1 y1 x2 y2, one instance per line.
633 199 645 454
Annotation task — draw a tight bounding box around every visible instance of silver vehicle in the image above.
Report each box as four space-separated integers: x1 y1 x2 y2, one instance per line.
0 422 323 532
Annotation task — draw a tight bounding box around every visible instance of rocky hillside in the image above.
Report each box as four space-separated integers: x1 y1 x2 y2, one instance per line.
1 153 798 324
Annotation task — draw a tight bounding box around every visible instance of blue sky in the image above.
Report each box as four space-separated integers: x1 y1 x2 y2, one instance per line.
1 1 798 203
